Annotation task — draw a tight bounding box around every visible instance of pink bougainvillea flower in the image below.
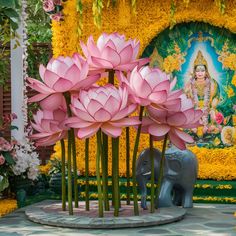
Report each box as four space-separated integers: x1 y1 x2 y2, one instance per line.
66 85 141 139
0 154 5 165
118 66 172 106
0 137 13 152
142 94 203 150
53 0 62 5
50 12 63 21
28 53 99 110
81 33 149 72
30 108 68 146
43 0 55 12
215 112 224 125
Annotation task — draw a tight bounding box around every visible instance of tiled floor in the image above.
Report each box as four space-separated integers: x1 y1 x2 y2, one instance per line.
0 202 235 236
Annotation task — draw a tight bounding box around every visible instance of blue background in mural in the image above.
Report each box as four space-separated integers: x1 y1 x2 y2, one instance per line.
174 32 228 99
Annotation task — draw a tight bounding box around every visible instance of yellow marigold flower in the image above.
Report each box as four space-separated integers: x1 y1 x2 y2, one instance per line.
227 87 235 98
232 74 236 87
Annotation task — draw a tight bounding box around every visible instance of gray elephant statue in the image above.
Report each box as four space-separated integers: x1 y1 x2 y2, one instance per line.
136 145 198 210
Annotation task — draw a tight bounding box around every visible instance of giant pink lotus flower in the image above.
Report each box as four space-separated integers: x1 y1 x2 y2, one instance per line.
27 53 99 110
118 66 180 106
81 33 149 72
31 108 68 146
142 94 203 150
66 85 141 139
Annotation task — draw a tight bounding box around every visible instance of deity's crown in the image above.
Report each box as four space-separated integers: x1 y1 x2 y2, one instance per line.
194 50 208 68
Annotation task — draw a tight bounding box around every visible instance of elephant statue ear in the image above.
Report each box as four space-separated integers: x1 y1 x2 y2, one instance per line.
166 159 182 180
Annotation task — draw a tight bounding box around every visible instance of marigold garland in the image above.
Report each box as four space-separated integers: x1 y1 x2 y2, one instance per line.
52 0 236 57
51 0 236 181
0 199 17 217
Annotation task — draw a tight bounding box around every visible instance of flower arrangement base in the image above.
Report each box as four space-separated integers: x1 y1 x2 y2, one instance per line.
25 200 186 229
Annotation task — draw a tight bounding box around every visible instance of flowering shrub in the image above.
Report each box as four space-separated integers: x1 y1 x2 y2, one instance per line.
12 137 40 181
42 0 64 21
0 114 40 193
0 114 17 192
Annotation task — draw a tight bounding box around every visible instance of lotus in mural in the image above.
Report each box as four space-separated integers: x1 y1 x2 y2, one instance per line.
27 53 99 110
31 108 68 146
66 84 140 139
81 33 149 72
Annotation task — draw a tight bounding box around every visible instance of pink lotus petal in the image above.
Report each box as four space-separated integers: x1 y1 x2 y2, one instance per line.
87 37 101 57
51 59 69 77
101 123 122 137
115 62 138 71
167 112 186 127
39 65 46 80
40 93 64 110
81 41 89 58
44 70 60 88
104 96 120 116
27 77 55 94
109 117 141 127
137 58 150 68
119 45 133 65
77 123 101 139
149 90 167 104
64 64 82 83
28 93 49 103
111 104 137 121
101 46 121 67
94 108 112 122
87 99 104 116
168 130 186 150
91 56 113 68
66 117 93 128
148 123 170 137
70 107 95 122
153 80 170 92
52 78 73 92
174 128 194 143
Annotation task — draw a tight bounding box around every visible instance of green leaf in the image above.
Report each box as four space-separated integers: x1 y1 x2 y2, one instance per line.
0 175 9 192
10 125 18 130
0 0 15 8
2 151 15 165
3 8 19 18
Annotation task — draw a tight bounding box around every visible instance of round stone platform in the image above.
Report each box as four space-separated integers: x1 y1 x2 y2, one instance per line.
25 200 186 229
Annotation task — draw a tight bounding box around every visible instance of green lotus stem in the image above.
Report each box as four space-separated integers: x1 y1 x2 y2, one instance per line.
108 69 115 208
112 137 120 216
64 92 78 208
85 138 90 211
102 132 109 211
60 139 66 211
64 92 73 215
108 69 115 84
126 127 131 205
132 106 144 216
67 130 73 215
96 129 104 217
71 131 79 208
150 135 155 213
156 134 168 209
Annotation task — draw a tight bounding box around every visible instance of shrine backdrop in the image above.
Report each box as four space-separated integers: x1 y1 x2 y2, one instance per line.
50 0 236 180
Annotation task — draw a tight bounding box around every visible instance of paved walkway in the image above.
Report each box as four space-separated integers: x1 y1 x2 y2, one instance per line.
0 202 235 235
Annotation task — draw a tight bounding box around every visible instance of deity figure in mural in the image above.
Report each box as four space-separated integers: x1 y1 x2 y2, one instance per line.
184 51 222 138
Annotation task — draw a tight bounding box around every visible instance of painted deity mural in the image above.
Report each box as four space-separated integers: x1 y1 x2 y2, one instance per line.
143 22 236 148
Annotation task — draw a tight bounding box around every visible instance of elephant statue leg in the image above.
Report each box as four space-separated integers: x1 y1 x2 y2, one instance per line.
136 174 149 210
172 185 183 206
183 188 194 208
156 179 173 208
